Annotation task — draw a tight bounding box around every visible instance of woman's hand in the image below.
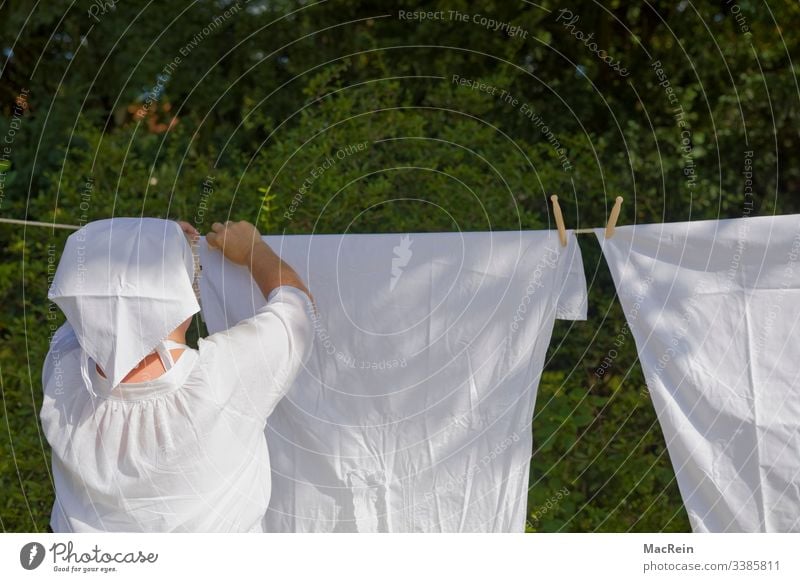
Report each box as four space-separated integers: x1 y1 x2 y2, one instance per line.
206 220 264 266
177 220 200 243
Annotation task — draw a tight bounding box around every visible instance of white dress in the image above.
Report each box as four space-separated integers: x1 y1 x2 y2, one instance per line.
40 285 315 532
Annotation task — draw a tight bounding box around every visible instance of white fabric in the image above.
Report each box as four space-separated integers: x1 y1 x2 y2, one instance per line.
198 229 587 532
47 218 200 394
597 215 800 532
41 266 315 530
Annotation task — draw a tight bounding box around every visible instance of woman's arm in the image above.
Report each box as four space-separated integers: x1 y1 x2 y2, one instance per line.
206 220 313 304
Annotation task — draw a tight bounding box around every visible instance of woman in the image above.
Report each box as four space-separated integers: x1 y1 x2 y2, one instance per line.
40 217 314 532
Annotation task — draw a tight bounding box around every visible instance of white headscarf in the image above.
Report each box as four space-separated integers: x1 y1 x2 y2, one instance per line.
48 218 200 396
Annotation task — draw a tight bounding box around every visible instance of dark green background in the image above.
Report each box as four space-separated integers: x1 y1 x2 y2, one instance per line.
1 0 798 532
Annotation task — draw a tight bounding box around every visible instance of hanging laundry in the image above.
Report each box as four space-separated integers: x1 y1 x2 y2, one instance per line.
198 229 588 532
597 215 800 532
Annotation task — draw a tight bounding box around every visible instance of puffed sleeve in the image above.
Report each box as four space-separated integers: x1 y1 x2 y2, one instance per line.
197 285 315 423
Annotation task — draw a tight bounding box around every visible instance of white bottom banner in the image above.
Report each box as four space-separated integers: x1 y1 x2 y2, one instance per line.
2 533 798 581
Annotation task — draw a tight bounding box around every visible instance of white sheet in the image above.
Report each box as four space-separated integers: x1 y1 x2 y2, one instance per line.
198 229 587 532
597 216 800 532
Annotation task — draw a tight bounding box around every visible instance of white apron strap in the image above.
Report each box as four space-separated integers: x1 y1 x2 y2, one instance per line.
154 340 190 370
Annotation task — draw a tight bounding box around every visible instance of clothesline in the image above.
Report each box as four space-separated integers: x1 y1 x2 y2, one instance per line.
0 197 625 240
0 217 80 230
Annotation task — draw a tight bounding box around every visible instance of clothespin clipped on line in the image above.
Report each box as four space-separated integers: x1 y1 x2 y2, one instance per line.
549 195 624 247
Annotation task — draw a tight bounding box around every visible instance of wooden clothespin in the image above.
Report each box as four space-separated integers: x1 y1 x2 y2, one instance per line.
605 196 624 239
550 195 568 247
551 194 624 242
